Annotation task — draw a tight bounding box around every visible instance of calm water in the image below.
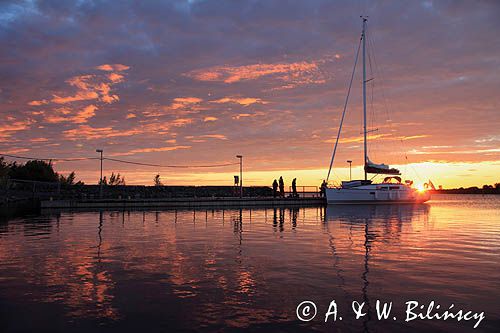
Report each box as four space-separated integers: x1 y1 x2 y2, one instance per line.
0 194 499 332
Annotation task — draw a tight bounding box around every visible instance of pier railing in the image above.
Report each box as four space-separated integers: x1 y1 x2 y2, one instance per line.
287 186 320 198
0 181 275 201
1 179 62 197
0 180 322 203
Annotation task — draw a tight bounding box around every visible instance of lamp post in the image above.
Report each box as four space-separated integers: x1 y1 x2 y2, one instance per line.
347 160 352 181
236 155 243 198
96 149 103 198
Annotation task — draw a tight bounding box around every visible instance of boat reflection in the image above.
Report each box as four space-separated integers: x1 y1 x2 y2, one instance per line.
324 204 430 332
325 203 430 223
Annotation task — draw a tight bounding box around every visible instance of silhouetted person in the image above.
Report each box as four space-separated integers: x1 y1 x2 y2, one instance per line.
292 178 297 197
272 179 278 198
279 176 285 197
320 180 327 197
290 207 298 229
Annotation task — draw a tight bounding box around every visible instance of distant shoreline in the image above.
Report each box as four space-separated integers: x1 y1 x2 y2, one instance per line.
432 188 499 195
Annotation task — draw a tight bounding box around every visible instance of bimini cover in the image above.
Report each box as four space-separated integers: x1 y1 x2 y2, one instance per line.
383 176 402 183
365 158 401 175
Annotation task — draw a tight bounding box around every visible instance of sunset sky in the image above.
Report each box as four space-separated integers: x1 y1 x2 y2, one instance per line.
1 0 499 188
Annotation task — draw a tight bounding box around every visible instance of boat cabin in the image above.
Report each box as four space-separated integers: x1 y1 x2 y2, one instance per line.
341 180 372 188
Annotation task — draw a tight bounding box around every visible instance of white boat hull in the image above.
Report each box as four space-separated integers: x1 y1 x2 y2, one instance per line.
325 185 430 204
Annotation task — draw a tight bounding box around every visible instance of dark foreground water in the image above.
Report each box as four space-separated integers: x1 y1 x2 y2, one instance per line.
0 194 499 332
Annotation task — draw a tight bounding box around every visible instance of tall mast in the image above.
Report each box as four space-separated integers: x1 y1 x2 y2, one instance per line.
362 17 368 180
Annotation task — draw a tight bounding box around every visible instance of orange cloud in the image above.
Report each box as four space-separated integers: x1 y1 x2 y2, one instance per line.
170 97 203 109
475 135 500 143
172 118 193 126
203 116 218 122
185 134 227 141
232 112 265 120
30 137 49 143
398 135 429 141
408 148 500 155
233 113 251 120
43 105 97 124
50 74 120 105
73 105 98 124
200 134 227 140
323 134 388 144
1 147 30 154
46 107 77 123
422 145 452 149
186 61 324 88
211 96 267 106
28 99 48 106
28 67 130 129
126 113 137 119
108 73 124 83
63 125 143 140
109 145 191 156
51 91 99 104
62 114 193 140
45 115 68 124
0 119 31 140
96 64 130 72
96 82 119 104
324 133 428 144
0 121 31 133
143 98 204 117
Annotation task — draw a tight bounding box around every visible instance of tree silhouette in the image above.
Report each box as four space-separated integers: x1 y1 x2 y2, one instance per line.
9 160 59 182
0 159 84 185
154 174 163 186
59 171 84 185
0 157 9 180
108 172 125 186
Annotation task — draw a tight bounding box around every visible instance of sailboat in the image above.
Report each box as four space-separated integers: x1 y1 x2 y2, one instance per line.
325 17 431 204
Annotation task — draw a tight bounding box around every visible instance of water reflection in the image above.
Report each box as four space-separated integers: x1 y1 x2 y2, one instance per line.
96 211 103 260
0 197 499 332
324 205 430 332
323 204 430 332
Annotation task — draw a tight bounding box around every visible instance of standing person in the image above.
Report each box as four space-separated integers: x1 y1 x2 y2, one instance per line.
320 180 327 197
292 178 297 197
279 176 285 198
272 179 278 198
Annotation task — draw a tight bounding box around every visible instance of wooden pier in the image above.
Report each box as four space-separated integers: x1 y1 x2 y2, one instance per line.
41 196 326 209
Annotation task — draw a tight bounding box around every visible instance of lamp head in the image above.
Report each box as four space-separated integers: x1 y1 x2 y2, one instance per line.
96 149 103 153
